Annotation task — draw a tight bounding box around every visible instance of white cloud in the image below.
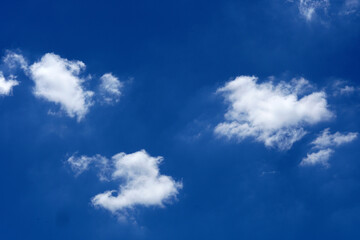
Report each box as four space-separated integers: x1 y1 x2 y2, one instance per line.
29 53 94 121
215 76 332 150
300 148 334 167
68 150 182 215
301 128 358 167
3 51 28 70
311 128 358 148
298 0 330 21
0 72 19 96
99 73 123 104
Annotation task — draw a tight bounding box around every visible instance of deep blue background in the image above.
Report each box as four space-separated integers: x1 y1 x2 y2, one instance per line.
1 0 360 239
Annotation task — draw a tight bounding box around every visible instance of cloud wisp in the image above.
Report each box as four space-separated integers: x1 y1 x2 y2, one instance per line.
340 0 360 16
298 0 330 21
3 51 28 71
67 150 182 218
215 76 333 150
291 0 360 21
301 128 358 167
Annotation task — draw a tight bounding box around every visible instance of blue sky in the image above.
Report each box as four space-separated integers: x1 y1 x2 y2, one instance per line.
1 0 360 239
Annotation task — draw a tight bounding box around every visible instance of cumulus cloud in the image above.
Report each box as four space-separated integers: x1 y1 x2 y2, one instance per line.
0 50 126 119
215 76 332 150
298 0 329 21
0 72 19 96
300 128 358 167
68 150 182 215
29 53 94 121
99 73 123 104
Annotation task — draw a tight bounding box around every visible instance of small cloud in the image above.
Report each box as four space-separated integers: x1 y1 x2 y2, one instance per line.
0 72 19 96
215 76 332 150
0 50 129 120
29 53 94 121
3 51 28 71
339 85 356 95
99 73 123 104
67 150 182 219
300 148 334 167
311 128 358 148
300 128 358 167
67 153 110 180
331 80 359 96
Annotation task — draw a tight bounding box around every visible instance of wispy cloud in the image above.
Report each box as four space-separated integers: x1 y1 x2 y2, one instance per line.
301 128 358 167
300 148 334 167
291 0 360 21
311 128 358 148
340 0 360 16
0 72 19 96
298 0 329 21
3 51 28 71
0 51 26 96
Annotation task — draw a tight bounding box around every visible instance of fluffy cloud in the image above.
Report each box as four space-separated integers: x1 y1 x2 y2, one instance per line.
68 150 182 215
0 72 19 96
29 53 94 121
298 0 329 21
0 51 126 119
99 73 123 104
215 76 332 150
300 129 358 167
